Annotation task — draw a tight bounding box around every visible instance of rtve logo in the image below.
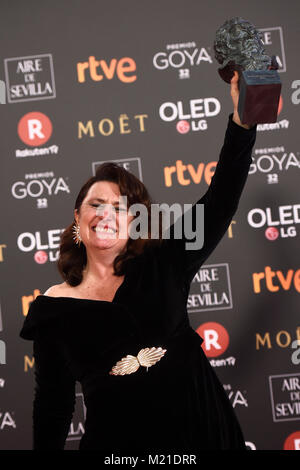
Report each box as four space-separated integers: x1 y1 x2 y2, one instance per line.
18 112 53 146
164 160 216 187
77 56 137 83
21 290 42 317
252 266 300 294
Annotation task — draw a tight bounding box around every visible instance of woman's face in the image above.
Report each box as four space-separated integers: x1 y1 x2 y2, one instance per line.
74 181 134 253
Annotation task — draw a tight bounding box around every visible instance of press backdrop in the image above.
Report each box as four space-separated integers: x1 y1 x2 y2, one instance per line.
0 0 299 451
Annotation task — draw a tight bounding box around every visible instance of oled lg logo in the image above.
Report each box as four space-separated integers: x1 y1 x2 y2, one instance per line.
159 97 221 133
17 228 65 263
247 204 300 240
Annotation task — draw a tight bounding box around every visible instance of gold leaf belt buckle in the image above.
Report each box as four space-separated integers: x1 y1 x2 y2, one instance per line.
109 346 167 376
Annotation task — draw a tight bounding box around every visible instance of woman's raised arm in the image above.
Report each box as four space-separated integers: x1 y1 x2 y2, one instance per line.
159 73 257 287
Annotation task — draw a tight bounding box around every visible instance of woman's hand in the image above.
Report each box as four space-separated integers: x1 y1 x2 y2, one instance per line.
230 71 251 129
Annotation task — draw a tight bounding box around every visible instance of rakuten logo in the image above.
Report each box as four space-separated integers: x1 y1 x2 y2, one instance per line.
196 322 229 358
284 431 300 450
18 112 52 147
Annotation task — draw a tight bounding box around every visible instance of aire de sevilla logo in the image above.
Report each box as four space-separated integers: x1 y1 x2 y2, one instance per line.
196 322 229 357
18 112 52 146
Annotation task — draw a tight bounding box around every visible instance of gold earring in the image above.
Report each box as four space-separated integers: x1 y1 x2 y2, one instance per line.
72 222 82 246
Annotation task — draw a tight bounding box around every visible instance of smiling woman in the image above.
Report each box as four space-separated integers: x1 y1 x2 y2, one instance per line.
75 183 131 244
57 162 161 288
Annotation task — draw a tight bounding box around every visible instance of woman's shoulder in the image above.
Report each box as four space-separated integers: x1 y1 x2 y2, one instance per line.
43 282 71 297
19 283 71 341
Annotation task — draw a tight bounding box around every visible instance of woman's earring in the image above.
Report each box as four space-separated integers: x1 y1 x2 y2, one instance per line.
72 222 82 246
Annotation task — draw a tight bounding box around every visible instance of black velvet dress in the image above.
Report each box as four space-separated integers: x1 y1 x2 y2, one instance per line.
20 115 256 451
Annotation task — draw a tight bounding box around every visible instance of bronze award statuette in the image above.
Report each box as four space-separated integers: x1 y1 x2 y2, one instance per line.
214 17 282 125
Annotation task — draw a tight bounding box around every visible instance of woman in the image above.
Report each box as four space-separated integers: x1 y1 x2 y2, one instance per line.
20 73 257 451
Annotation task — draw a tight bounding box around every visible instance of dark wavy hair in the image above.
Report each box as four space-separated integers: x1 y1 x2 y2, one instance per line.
57 162 163 287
